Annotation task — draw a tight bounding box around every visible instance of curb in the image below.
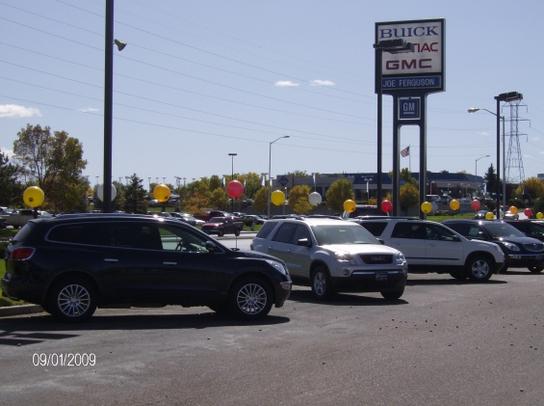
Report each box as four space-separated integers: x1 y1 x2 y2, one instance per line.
0 304 43 317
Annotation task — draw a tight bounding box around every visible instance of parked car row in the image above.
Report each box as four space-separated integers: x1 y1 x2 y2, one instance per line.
3 212 543 323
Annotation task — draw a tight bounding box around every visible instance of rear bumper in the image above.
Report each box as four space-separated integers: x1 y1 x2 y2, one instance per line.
1 273 44 304
332 270 407 292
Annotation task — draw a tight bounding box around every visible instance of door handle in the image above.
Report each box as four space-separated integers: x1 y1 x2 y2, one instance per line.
162 261 177 265
103 258 119 263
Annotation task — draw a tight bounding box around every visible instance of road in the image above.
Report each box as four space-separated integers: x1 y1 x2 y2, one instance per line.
1 236 543 405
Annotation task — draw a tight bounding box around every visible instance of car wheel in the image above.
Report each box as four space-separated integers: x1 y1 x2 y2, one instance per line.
381 287 404 301
311 266 334 299
528 265 544 273
466 255 493 281
47 277 96 322
449 271 468 281
229 278 272 319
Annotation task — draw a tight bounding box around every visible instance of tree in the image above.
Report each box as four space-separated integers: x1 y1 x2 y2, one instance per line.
253 187 269 214
325 178 354 212
0 149 23 206
13 124 88 212
484 164 502 196
123 174 148 213
514 177 544 204
239 172 261 199
400 183 419 211
209 175 222 191
209 188 229 210
288 185 313 214
400 168 417 185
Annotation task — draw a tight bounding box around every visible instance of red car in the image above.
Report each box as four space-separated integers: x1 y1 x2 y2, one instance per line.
202 217 243 237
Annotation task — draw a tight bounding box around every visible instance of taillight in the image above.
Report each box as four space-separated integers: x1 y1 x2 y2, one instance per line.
10 247 35 261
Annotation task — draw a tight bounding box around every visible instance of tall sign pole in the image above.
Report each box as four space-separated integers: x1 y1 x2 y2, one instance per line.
375 18 445 217
103 0 114 212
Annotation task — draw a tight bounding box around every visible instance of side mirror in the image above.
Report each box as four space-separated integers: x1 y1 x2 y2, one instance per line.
296 238 312 247
205 240 218 253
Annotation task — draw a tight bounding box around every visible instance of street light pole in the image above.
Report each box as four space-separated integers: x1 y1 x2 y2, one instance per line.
267 136 290 218
474 154 490 177
228 153 237 211
103 0 114 213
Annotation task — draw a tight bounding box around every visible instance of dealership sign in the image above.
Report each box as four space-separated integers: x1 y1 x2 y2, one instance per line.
376 18 445 93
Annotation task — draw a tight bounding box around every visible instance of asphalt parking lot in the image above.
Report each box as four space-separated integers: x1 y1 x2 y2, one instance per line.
1 268 544 406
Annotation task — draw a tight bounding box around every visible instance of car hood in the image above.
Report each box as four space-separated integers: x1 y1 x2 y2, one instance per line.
233 249 287 263
494 236 544 245
321 244 400 255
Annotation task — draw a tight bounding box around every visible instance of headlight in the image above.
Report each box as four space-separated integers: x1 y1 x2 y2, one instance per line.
334 252 357 265
265 259 289 276
501 242 520 252
395 252 406 265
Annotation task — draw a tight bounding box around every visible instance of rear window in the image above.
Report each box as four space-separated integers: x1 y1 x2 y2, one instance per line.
256 221 277 239
110 223 162 250
12 222 36 243
48 223 109 246
358 222 387 237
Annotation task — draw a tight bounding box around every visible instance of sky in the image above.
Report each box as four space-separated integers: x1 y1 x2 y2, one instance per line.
1 0 543 188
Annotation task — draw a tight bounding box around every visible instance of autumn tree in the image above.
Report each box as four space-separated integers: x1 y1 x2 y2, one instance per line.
13 124 88 212
289 185 313 214
253 187 269 214
325 178 354 212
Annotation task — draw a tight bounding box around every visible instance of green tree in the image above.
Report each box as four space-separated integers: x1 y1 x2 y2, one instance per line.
484 164 502 196
400 168 417 185
289 185 313 214
13 124 88 212
239 172 261 199
0 150 23 206
183 179 211 214
209 175 222 191
123 174 148 213
400 182 419 211
326 178 354 212
253 187 269 214
209 188 229 210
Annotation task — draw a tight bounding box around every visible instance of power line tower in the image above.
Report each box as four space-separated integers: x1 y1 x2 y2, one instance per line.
504 102 529 185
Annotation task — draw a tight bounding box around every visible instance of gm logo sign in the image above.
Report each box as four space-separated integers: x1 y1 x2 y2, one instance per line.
398 97 421 121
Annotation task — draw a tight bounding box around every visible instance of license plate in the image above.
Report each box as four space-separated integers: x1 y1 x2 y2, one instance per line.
376 273 388 281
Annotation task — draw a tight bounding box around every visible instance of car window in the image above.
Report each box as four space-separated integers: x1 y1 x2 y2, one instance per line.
425 224 458 241
48 223 110 246
391 222 426 239
468 225 484 238
256 221 277 238
311 224 377 245
445 222 468 236
110 223 162 250
272 223 298 243
483 222 526 238
158 225 212 253
359 222 387 236
527 223 544 239
293 224 312 243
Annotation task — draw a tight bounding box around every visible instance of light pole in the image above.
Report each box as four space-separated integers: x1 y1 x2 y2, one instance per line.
468 92 523 218
474 154 491 177
267 136 290 218
228 153 237 211
373 39 413 212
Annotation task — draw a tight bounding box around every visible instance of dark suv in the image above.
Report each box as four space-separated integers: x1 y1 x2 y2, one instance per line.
2 214 291 321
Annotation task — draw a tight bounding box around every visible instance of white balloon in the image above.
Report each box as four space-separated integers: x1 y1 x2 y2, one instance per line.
96 184 117 202
309 192 322 206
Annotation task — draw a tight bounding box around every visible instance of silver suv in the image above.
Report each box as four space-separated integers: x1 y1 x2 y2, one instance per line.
251 217 407 300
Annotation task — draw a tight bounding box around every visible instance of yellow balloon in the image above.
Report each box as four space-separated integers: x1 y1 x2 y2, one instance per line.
271 190 285 206
509 206 518 215
537 212 544 220
449 199 460 211
421 201 433 214
485 211 495 220
343 199 356 213
23 186 45 208
153 184 171 203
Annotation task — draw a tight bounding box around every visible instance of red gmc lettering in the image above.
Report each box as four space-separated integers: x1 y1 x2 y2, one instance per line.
386 58 433 70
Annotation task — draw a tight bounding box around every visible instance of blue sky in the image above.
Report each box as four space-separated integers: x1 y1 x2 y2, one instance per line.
1 0 543 187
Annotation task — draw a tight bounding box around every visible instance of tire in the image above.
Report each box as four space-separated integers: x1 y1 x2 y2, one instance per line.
381 287 404 301
449 271 468 281
311 266 334 299
47 277 97 322
528 265 544 273
229 277 273 319
465 255 494 281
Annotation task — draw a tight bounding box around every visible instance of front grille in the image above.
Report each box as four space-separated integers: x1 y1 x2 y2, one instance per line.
524 243 544 252
360 254 393 264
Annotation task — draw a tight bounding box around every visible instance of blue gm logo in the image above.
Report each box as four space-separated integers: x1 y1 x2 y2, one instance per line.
398 97 421 121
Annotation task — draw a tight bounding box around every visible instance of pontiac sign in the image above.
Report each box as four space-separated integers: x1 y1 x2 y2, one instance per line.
376 18 445 93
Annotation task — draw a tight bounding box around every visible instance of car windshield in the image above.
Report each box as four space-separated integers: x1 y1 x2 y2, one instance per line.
311 224 377 245
483 222 526 238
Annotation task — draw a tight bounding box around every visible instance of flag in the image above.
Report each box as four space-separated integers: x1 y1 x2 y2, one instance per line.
400 146 410 157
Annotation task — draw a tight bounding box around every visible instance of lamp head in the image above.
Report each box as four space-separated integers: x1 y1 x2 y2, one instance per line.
467 107 480 113
114 39 127 51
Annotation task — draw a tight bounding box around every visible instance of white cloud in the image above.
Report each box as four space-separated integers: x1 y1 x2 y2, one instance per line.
274 80 299 88
0 104 41 118
310 79 336 87
78 107 100 113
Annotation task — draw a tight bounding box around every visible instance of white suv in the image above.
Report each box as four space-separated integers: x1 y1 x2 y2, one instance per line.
251 217 407 300
352 218 505 281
